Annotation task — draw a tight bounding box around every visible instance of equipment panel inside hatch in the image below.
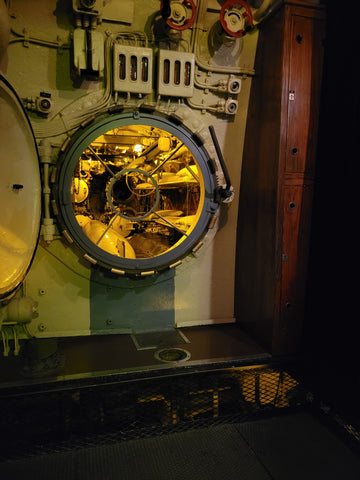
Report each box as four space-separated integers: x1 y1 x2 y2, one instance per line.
72 125 202 260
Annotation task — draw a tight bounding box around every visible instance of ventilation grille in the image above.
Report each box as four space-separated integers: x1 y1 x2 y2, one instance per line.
113 45 153 94
158 50 195 98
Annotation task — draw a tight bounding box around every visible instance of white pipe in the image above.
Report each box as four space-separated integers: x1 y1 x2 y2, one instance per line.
39 139 56 242
39 139 52 217
9 25 71 49
33 33 115 139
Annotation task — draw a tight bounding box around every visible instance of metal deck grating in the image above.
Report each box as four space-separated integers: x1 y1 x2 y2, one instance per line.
0 365 304 461
1 413 360 479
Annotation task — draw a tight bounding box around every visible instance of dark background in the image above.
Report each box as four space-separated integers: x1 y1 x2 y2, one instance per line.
305 0 359 369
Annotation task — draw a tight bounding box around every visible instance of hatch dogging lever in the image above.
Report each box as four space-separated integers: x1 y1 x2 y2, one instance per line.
209 125 234 203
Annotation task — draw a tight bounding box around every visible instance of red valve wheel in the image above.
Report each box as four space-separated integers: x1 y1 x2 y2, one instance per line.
220 0 253 38
161 0 197 31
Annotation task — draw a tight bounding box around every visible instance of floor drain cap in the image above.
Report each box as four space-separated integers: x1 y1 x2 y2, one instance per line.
154 348 191 363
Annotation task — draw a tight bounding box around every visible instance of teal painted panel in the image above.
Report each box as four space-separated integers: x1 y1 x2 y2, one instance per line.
90 268 175 334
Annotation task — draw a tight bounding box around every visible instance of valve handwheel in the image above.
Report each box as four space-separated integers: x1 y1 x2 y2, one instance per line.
220 0 254 38
161 0 197 31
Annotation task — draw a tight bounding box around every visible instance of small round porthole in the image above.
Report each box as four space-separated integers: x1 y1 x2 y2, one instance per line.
54 109 217 274
154 347 191 363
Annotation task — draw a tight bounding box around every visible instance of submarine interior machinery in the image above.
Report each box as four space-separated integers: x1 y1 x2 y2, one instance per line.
0 0 326 376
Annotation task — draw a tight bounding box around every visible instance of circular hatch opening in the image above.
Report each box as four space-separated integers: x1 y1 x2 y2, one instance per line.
55 111 217 274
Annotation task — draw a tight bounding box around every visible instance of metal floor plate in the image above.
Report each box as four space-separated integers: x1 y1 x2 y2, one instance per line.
2 412 360 479
131 329 190 350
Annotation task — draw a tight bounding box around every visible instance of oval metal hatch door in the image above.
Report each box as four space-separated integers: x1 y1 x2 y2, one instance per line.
0 75 41 300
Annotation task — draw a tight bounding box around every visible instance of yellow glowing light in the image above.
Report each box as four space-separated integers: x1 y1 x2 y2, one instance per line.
134 144 142 153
